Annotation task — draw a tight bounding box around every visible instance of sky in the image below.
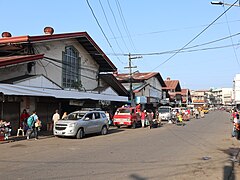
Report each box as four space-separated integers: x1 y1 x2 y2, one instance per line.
1 0 240 90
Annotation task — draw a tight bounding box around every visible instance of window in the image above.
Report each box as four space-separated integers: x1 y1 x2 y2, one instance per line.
85 113 93 120
62 46 81 89
101 113 106 118
94 112 100 119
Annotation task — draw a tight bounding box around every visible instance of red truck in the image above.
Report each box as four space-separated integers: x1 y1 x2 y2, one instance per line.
113 106 141 128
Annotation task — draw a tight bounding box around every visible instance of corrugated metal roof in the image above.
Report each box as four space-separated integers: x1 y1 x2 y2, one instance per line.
0 83 128 102
0 32 116 72
164 80 179 90
0 54 44 67
115 72 166 87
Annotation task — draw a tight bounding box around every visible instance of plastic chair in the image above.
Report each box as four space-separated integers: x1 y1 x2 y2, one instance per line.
17 127 24 136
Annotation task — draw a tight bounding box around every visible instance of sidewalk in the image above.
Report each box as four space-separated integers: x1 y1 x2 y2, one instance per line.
0 131 54 144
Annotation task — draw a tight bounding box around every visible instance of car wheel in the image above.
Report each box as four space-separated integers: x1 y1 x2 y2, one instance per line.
101 126 108 135
76 128 84 139
116 125 120 128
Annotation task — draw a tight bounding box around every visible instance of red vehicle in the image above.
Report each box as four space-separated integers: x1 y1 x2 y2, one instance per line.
113 107 141 128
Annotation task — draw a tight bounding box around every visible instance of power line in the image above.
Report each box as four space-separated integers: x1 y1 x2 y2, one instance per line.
107 0 130 53
43 57 97 81
134 19 240 37
86 0 125 65
85 0 112 48
98 0 123 54
150 0 239 71
115 0 137 52
98 0 125 64
222 5 240 67
128 32 240 56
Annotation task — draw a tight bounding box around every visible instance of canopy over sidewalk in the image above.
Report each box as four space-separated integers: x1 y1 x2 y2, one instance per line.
0 83 128 102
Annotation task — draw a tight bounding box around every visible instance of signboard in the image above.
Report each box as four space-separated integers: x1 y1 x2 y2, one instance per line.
69 100 84 106
135 96 147 104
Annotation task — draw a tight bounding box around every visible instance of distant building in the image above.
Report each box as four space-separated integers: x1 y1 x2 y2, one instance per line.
233 74 240 109
115 72 166 109
191 90 208 108
222 88 233 106
163 77 182 107
181 89 192 107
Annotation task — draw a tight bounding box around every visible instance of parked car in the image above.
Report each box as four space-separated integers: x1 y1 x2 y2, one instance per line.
54 110 109 139
113 106 141 128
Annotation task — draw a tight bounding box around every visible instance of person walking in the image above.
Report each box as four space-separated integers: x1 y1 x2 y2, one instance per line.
26 110 39 140
195 108 199 119
52 110 60 130
141 110 146 128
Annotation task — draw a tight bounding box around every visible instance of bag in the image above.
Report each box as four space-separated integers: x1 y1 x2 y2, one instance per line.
145 120 149 126
35 120 42 127
27 115 35 127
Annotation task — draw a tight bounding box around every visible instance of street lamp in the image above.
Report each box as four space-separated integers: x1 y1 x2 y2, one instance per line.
210 1 240 6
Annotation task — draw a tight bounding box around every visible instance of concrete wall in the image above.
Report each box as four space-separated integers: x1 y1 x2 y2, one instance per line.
34 39 99 90
0 64 27 81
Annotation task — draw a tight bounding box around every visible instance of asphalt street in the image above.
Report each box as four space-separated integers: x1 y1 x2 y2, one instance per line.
0 111 239 180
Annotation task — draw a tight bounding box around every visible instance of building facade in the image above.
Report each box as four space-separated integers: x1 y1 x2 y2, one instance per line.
0 28 128 133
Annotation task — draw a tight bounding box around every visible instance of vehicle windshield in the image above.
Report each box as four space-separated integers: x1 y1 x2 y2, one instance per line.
158 108 170 113
116 109 131 114
66 112 85 120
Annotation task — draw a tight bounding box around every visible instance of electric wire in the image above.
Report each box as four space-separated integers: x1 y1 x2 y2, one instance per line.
128 32 240 56
222 5 240 67
115 0 137 52
33 46 98 81
150 0 239 72
42 58 97 81
135 19 240 37
85 0 112 48
98 0 125 64
86 0 125 65
44 56 99 74
1 32 240 58
107 0 130 53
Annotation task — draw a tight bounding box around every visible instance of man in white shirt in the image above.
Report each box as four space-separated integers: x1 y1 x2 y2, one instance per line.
52 110 60 130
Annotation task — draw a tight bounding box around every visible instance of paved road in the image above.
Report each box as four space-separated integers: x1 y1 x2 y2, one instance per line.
0 111 239 180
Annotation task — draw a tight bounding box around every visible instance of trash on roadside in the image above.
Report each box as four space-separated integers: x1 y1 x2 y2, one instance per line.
202 156 211 160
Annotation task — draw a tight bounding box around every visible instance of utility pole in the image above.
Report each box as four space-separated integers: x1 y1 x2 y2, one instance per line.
124 53 142 107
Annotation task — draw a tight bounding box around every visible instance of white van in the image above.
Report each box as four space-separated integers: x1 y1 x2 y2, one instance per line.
157 106 172 121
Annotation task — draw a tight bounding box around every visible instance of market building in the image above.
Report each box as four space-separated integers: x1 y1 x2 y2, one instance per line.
114 72 166 110
0 28 128 133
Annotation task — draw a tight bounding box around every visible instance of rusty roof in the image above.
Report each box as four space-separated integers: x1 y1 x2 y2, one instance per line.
115 72 166 87
181 89 190 95
0 54 44 67
0 32 116 72
163 79 181 91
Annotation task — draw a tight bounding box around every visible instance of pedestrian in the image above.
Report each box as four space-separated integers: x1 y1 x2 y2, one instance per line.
177 112 184 126
52 110 60 130
26 110 39 140
200 109 205 118
20 109 29 129
61 112 68 120
232 110 238 137
141 110 146 128
195 108 199 119
147 111 154 129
